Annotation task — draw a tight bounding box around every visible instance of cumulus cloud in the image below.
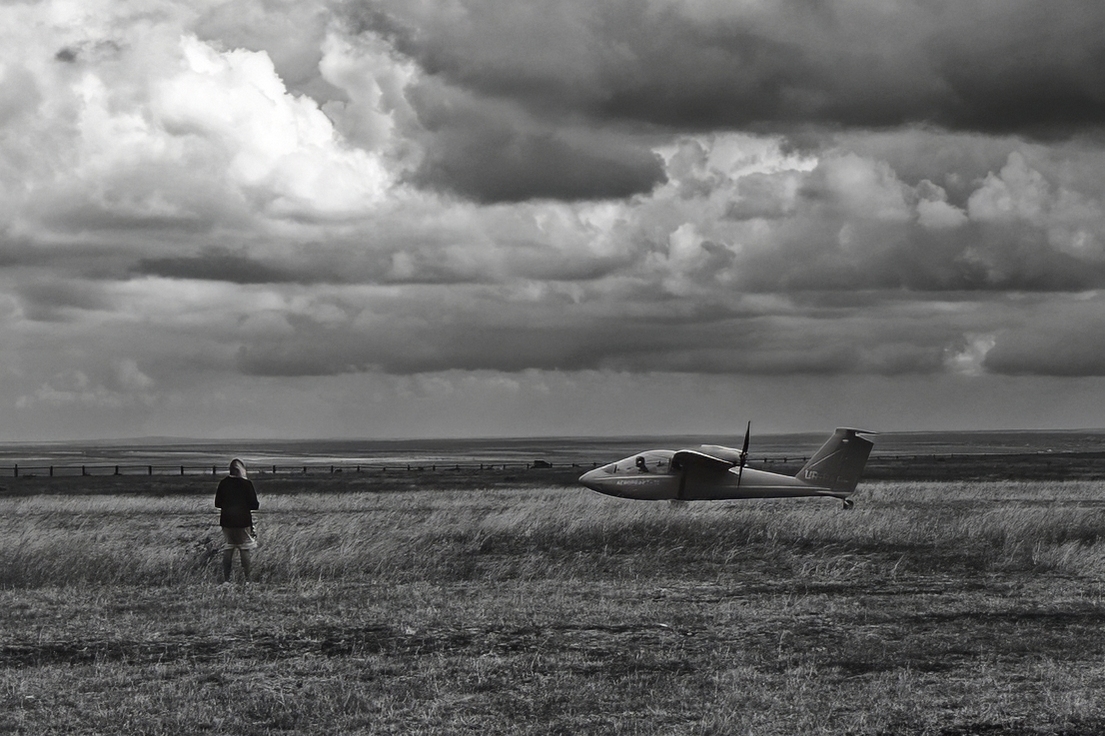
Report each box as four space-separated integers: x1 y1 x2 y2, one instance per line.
0 1 404 259
67 129 1105 384
155 36 390 214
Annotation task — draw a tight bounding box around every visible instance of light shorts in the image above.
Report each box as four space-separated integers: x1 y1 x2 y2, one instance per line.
221 526 257 551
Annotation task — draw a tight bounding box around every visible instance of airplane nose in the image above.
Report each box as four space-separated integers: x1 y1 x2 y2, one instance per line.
578 467 604 492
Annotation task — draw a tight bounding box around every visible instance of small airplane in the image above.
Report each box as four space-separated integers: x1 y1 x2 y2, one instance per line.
579 425 874 508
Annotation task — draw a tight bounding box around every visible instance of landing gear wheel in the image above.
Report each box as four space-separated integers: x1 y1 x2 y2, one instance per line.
842 498 854 510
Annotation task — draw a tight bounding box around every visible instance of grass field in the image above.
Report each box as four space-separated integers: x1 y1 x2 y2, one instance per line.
3 475 1105 735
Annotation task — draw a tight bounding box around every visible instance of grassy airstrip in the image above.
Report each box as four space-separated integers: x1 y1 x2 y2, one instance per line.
3 471 1105 735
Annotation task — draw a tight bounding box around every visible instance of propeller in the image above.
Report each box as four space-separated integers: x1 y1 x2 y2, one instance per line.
676 420 750 500
736 420 751 488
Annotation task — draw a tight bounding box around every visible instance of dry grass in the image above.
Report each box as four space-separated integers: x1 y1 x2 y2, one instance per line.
4 479 1105 734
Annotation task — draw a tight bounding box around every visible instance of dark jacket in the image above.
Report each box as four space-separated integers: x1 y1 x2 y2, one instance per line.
215 476 259 528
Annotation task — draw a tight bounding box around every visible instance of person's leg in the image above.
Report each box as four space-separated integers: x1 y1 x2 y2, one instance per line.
222 549 234 582
240 549 252 581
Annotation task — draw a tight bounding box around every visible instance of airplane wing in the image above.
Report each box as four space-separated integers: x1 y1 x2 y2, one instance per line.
671 449 737 474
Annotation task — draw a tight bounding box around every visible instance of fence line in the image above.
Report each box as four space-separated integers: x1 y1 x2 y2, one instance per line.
2 462 590 478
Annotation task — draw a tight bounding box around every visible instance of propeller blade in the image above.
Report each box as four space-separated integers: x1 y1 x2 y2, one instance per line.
737 421 750 487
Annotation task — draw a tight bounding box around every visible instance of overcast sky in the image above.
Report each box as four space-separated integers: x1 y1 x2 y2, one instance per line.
2 0 1105 441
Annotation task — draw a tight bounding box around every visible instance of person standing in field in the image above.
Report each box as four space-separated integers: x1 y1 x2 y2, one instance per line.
214 458 259 583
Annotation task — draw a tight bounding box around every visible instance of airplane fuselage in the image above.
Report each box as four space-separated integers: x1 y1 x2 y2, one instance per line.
578 449 850 502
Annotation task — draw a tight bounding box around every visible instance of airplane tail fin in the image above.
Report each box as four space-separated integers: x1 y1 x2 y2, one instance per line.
796 428 874 495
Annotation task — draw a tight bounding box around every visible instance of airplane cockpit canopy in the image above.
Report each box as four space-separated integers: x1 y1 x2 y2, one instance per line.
598 450 675 475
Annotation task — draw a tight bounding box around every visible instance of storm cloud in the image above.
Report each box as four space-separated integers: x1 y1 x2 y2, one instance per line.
358 0 1105 135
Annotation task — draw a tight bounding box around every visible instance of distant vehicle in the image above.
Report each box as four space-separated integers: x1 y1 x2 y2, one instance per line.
579 426 874 508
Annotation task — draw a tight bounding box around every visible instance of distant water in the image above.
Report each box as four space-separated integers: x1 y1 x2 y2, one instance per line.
0 430 1103 471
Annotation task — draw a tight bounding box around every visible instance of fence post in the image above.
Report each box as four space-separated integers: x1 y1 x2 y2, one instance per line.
82 465 87 476
180 466 184 476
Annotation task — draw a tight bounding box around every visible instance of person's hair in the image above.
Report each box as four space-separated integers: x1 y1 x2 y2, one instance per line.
229 458 247 478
